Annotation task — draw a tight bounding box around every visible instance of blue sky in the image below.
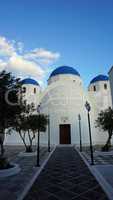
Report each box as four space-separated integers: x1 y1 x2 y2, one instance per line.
0 0 113 87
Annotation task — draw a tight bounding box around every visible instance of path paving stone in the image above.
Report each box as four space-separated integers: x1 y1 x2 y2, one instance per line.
24 146 108 200
0 146 49 200
82 150 113 165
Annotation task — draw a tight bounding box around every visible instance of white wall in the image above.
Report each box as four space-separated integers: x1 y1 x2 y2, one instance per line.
41 74 91 145
88 80 112 145
5 75 112 146
22 84 40 108
109 67 113 108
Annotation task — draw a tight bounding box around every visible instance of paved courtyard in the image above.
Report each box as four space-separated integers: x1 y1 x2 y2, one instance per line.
24 146 108 200
82 150 113 165
0 145 49 200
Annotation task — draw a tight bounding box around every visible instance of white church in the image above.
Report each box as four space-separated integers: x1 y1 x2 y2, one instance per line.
5 66 112 146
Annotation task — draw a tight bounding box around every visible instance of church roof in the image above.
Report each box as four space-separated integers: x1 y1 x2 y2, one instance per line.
49 66 80 78
21 78 39 86
90 75 109 84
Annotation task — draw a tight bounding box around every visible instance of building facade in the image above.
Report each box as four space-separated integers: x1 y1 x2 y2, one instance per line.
109 66 113 107
5 66 112 146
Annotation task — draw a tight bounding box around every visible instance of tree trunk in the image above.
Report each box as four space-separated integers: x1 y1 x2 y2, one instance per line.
19 130 28 152
106 135 112 147
0 132 5 158
102 130 112 151
28 130 33 152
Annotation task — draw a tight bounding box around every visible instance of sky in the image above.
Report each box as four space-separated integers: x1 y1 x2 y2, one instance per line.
0 0 113 88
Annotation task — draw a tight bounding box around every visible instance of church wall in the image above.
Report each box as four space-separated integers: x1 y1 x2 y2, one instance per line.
21 84 40 107
4 72 112 147
88 80 112 145
109 67 113 108
40 75 91 145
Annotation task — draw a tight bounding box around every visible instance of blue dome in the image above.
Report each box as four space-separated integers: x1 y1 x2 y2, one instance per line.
49 66 80 78
90 75 109 84
21 78 39 86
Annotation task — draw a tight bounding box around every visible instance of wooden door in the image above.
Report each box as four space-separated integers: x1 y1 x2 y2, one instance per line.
59 124 71 144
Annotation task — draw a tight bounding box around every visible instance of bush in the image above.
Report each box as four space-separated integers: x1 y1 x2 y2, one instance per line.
0 157 12 169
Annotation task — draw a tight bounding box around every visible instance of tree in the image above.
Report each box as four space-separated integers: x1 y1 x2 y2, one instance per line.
0 70 23 168
14 104 36 153
95 107 113 151
27 114 48 166
28 114 48 133
14 103 48 153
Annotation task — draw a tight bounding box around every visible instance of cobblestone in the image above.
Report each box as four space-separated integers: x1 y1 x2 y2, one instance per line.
24 146 108 200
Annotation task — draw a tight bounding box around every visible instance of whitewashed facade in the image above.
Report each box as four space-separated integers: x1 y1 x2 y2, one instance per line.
109 66 113 108
5 66 112 146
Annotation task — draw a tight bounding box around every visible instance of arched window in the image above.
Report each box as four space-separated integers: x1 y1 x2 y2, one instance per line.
93 85 96 91
104 83 107 90
23 87 26 93
34 88 36 94
31 102 35 108
24 100 27 105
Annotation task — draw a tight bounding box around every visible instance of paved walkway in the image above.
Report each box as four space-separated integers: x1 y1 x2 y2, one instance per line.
0 146 49 200
24 146 108 200
82 151 113 165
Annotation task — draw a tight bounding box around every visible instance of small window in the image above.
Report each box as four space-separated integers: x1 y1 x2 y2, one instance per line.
23 100 27 105
104 84 107 90
93 85 96 91
34 88 36 94
23 87 26 93
31 102 35 108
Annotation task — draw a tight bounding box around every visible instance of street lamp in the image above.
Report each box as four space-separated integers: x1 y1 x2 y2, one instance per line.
85 101 94 165
78 114 82 152
36 104 41 167
48 115 51 152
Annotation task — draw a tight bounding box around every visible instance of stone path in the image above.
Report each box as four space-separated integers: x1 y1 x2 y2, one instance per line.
0 146 49 200
24 146 108 200
82 151 113 165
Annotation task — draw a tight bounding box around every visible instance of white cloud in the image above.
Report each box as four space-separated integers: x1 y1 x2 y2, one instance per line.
0 59 7 71
25 48 60 64
32 48 60 60
7 55 44 78
0 36 15 56
16 42 24 54
0 36 60 80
